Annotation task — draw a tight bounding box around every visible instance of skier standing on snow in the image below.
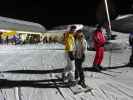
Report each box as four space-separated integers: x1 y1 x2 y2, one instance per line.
92 25 106 71
63 25 76 85
128 32 133 67
74 30 88 88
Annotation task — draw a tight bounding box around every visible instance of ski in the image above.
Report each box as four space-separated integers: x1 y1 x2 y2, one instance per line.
55 74 93 95
99 70 116 77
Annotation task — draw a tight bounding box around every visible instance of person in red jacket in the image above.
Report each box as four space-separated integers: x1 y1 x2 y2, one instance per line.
92 25 106 71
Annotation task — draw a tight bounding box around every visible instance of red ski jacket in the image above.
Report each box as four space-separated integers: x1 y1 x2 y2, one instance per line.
93 30 106 48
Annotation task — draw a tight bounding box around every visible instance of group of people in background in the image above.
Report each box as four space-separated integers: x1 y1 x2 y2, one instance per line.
63 25 106 88
43 35 63 44
0 31 64 45
0 32 21 45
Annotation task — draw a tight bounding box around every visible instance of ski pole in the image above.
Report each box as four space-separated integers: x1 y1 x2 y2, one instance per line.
108 41 112 68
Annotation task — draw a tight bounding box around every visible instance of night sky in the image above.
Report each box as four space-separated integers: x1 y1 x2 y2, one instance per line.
0 0 132 29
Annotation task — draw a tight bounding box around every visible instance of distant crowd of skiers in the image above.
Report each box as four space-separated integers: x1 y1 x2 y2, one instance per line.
62 25 106 88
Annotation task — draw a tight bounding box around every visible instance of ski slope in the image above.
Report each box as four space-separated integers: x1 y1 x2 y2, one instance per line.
0 32 133 100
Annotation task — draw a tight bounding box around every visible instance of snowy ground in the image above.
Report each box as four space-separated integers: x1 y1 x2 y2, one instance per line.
0 31 133 100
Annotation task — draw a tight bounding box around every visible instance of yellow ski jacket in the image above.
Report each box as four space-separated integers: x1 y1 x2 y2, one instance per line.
64 32 75 52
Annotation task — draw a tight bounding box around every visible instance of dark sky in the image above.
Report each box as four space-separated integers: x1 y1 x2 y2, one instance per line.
0 0 96 29
0 0 132 29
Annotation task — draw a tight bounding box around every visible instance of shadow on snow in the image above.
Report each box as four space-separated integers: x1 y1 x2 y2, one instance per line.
0 78 71 89
0 64 131 89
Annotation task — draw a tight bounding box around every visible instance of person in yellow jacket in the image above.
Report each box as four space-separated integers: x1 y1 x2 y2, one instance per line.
63 25 76 85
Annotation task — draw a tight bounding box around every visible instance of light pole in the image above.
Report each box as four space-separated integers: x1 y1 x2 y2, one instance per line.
104 0 112 36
